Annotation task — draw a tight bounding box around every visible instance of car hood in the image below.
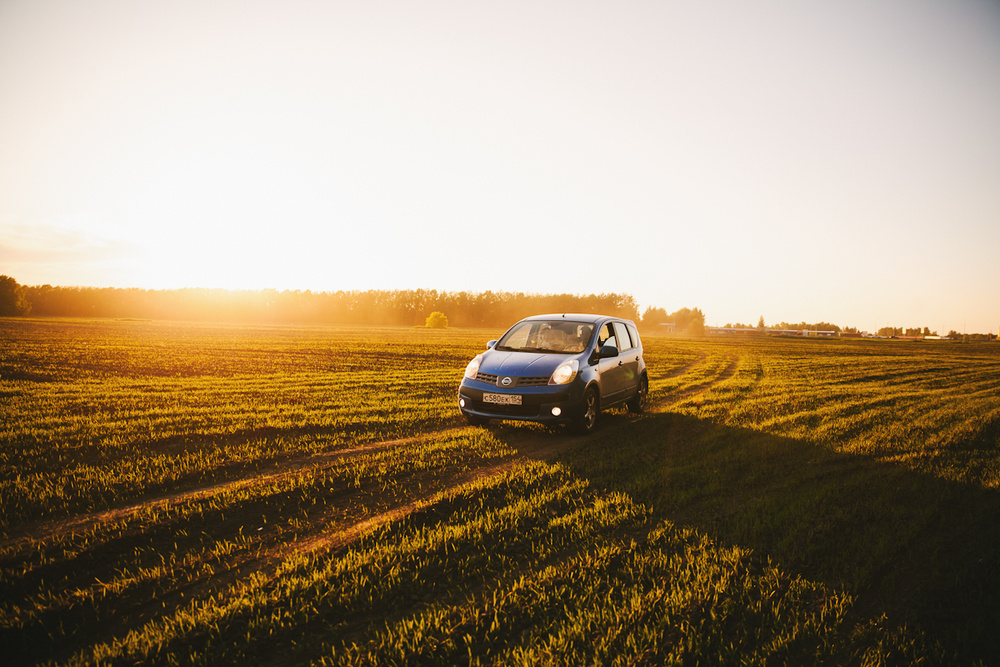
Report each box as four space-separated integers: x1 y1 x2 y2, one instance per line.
479 350 575 378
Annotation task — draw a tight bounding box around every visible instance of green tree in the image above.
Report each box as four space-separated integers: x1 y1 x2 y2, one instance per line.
671 307 705 336
641 306 669 326
425 311 448 328
0 275 31 316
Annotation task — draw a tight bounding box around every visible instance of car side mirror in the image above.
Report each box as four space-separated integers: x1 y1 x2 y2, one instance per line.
486 340 498 349
599 344 619 359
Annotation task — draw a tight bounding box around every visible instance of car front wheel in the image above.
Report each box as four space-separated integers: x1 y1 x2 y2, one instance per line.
572 387 599 434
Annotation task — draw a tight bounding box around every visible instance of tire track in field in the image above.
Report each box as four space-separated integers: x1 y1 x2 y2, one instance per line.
284 458 523 560
39 455 531 663
0 428 470 552
241 373 697 577
165 431 588 620
653 352 709 381
273 423 607 560
650 354 741 411
172 421 633 667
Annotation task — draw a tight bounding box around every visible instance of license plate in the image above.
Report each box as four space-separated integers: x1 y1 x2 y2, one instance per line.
483 393 522 405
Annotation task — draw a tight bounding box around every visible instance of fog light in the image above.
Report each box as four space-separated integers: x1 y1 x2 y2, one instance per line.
551 406 562 416
460 398 466 408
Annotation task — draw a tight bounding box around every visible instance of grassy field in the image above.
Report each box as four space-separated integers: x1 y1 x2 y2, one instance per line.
1 318 999 665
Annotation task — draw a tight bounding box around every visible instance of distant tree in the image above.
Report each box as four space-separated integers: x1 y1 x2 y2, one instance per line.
757 316 766 329
425 311 448 328
777 321 842 333
0 275 31 316
639 306 705 334
641 306 669 326
671 307 705 336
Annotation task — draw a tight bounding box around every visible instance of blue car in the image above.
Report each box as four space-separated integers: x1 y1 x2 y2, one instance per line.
458 313 648 432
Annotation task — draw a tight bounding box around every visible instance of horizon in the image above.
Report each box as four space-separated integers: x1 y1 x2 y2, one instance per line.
6 277 995 335
2 1 999 335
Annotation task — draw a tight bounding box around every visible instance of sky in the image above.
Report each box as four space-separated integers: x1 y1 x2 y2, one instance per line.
2 0 999 334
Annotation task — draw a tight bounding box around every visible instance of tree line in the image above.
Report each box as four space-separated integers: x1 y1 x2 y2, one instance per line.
721 317 997 341
875 326 996 342
725 318 843 332
640 306 706 335
13 275 987 339
0 276 646 329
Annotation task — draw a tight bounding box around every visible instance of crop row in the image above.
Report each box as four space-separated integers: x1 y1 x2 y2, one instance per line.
651 337 1000 487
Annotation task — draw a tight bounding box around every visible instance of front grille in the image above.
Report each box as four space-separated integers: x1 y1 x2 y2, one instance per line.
475 372 549 387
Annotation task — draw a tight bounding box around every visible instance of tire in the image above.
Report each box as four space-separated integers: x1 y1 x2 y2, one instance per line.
572 387 599 434
627 375 648 414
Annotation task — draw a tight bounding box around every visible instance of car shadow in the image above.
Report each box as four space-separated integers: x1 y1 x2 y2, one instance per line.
503 409 1000 664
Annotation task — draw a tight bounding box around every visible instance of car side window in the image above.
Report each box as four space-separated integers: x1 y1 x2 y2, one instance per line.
598 323 616 350
613 322 633 351
626 323 641 349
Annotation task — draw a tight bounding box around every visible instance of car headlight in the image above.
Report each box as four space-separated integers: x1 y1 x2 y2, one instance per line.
549 359 579 385
464 355 482 380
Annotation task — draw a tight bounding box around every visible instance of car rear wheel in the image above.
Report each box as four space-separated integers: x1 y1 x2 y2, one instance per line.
572 387 599 434
627 375 648 414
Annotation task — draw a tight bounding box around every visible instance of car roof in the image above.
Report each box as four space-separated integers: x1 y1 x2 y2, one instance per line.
519 313 632 325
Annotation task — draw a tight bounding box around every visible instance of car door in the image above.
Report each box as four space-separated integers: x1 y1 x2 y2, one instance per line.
596 322 627 402
613 321 640 397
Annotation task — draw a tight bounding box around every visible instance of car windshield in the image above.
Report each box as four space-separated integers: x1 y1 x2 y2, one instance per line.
495 320 594 354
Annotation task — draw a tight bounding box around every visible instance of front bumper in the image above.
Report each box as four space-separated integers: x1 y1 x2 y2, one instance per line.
457 377 585 424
